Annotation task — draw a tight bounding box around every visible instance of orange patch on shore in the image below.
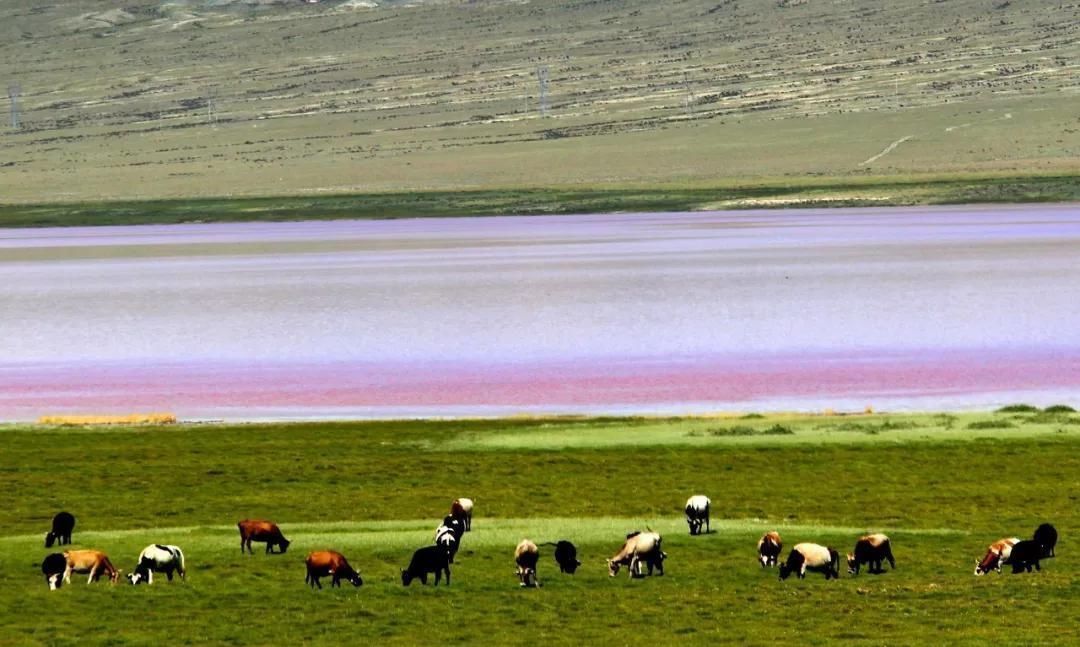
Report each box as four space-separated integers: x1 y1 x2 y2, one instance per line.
37 413 177 425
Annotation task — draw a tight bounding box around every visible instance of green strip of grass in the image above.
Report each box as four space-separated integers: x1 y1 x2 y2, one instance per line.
1 174 1076 228
3 416 1076 645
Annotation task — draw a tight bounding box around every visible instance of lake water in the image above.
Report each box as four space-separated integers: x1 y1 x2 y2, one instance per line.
1 204 1078 420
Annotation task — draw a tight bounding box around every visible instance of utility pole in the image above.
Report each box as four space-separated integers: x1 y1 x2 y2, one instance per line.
536 66 549 117
683 72 695 117
8 83 21 129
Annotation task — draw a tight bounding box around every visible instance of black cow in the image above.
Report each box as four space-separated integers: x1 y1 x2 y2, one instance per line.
42 553 67 590
1034 523 1058 558
45 512 75 548
1004 540 1044 574
544 540 581 574
402 545 452 586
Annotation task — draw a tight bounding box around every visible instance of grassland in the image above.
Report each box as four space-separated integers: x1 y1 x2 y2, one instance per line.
0 0 1076 210
1 173 1078 228
3 411 1078 645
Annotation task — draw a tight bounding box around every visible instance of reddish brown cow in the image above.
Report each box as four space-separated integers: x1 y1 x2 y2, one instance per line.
238 519 291 554
63 549 119 584
305 551 363 589
974 537 1019 575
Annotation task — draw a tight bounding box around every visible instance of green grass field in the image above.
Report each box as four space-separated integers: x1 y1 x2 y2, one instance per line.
3 412 1077 645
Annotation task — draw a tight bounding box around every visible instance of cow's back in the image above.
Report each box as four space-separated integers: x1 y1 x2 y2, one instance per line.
794 543 833 568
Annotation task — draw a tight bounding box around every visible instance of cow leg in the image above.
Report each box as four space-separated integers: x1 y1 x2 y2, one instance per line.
88 565 98 584
63 566 72 584
433 569 441 586
165 569 173 582
444 566 451 587
705 513 710 535
1034 561 1041 571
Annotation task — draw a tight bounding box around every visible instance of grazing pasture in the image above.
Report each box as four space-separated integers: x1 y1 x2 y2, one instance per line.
1 413 1077 644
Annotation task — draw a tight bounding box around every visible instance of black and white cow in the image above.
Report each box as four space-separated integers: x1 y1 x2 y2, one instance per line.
434 516 465 563
126 544 186 585
42 553 68 590
685 495 711 536
778 543 841 581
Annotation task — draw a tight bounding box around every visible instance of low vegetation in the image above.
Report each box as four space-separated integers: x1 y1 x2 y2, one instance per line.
2 414 1076 644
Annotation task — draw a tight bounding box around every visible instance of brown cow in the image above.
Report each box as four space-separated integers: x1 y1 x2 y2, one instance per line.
758 531 782 568
450 498 473 532
63 549 119 584
514 539 540 588
238 519 291 554
608 531 665 578
974 537 1020 575
847 533 896 575
305 551 363 589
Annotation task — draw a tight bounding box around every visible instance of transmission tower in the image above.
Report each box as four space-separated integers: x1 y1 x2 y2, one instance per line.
8 84 21 129
206 86 217 125
536 66 549 117
683 72 695 117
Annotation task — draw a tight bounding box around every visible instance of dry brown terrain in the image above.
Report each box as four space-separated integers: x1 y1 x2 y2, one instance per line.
0 0 1077 202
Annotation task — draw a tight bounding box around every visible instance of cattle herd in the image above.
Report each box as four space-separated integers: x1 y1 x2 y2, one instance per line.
36 495 1059 591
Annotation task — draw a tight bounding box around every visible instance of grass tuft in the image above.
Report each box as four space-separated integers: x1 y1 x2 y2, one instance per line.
995 404 1040 413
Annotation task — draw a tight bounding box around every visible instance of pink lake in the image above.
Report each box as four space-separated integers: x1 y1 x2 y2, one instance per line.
1 205 1078 420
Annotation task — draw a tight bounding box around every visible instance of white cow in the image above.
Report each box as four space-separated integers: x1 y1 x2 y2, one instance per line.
126 544 186 585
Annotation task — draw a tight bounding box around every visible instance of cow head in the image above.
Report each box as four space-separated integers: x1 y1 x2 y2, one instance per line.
847 553 859 575
518 567 537 588
45 532 57 548
278 538 291 554
346 571 363 587
126 571 146 585
974 552 998 576
45 573 63 590
558 557 581 574
778 563 793 580
401 569 413 587
607 559 620 577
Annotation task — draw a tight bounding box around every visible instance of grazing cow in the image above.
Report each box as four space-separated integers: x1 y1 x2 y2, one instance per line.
126 544 186 585
63 549 119 584
515 539 540 588
757 531 782 568
42 553 67 590
685 495 711 536
237 519 291 554
1003 539 1044 574
401 545 451 586
607 531 665 578
974 537 1020 576
778 543 840 581
1034 523 1058 558
847 533 896 575
543 540 581 574
450 498 474 532
305 550 363 589
435 517 465 563
45 512 75 548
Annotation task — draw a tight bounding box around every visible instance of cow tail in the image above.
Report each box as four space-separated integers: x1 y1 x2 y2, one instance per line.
176 547 186 576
